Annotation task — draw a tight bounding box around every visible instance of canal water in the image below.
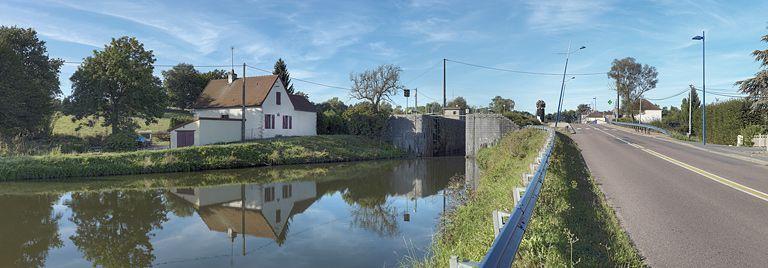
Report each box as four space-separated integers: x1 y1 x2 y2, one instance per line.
0 157 466 267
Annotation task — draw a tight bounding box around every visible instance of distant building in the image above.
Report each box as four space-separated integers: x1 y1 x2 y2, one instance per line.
170 73 316 148
581 111 608 124
442 107 466 119
632 99 662 123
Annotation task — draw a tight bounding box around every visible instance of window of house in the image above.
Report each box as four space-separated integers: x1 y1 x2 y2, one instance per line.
221 114 229 119
264 114 275 129
276 92 281 105
264 187 275 202
276 209 282 223
282 184 292 199
282 115 292 129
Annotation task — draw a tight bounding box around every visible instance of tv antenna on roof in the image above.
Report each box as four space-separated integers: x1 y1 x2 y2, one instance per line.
230 46 235 72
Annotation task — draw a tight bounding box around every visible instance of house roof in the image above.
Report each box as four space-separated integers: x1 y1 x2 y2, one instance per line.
194 75 279 109
197 206 278 240
288 94 316 112
633 99 661 110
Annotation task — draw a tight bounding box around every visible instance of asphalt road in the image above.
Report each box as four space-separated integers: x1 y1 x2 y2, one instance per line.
571 123 768 267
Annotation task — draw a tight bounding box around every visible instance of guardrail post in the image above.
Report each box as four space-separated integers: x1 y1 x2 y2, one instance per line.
492 210 511 236
513 187 526 205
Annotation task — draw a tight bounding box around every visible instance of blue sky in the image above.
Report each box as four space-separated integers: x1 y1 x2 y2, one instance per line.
1 0 766 113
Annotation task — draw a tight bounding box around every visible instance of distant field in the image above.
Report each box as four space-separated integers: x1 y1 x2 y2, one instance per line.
52 111 191 137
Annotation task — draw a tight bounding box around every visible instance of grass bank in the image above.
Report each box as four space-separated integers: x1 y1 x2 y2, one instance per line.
417 129 643 267
0 135 405 181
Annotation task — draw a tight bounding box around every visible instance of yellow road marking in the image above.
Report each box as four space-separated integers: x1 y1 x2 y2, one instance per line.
591 125 768 203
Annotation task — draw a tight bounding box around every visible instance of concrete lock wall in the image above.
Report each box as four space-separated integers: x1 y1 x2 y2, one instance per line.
385 115 466 157
465 114 519 157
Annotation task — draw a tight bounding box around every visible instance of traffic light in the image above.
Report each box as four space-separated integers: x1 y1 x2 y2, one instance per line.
403 89 410 97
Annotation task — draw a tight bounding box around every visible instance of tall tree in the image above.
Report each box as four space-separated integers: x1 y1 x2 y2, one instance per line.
273 58 295 94
67 37 166 134
737 29 768 113
162 64 225 109
577 104 591 114
489 96 515 113
0 26 63 137
425 102 442 114
681 85 701 134
349 64 403 113
447 97 469 110
536 100 546 122
608 57 658 119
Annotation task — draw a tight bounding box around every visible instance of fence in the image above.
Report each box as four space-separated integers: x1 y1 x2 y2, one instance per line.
450 125 556 268
609 121 669 135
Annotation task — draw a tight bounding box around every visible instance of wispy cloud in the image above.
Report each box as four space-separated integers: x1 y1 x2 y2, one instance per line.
523 0 613 33
404 18 459 42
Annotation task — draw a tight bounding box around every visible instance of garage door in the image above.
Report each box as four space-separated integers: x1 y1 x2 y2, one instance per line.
177 131 194 147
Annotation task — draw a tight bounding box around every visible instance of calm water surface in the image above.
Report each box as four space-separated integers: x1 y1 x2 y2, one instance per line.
0 157 466 267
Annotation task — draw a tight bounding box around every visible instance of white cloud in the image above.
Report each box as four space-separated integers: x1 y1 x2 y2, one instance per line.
523 0 613 33
368 42 398 57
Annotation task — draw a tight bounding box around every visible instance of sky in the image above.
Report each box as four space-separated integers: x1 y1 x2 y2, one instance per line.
1 0 767 114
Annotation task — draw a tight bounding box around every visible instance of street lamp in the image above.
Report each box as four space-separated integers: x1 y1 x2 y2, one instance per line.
692 31 706 145
555 43 586 128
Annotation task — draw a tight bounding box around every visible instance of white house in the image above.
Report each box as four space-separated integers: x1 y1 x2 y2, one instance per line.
633 99 662 123
581 111 608 124
170 73 316 148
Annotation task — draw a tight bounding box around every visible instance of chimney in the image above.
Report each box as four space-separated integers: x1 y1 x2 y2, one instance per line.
228 69 237 84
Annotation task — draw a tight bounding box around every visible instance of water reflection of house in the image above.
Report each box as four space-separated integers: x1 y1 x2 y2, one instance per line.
169 181 317 242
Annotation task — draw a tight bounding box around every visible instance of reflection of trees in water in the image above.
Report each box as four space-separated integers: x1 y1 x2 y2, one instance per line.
65 190 168 267
0 194 62 267
349 202 399 238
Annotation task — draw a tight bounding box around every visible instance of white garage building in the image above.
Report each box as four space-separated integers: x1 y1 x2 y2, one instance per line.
170 73 316 148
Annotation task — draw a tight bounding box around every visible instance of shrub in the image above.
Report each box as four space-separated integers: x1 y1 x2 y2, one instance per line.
740 125 766 146
105 131 138 151
154 131 170 142
503 111 541 127
343 102 390 137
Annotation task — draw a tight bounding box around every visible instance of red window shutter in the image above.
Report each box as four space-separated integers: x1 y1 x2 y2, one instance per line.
276 92 281 105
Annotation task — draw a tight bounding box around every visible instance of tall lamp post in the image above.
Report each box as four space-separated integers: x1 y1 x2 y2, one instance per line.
555 43 586 128
692 31 706 145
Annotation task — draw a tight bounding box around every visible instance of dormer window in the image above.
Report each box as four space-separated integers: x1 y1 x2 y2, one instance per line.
276 92 281 105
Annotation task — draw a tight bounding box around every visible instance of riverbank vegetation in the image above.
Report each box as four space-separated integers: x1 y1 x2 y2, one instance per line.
416 130 643 267
0 135 405 181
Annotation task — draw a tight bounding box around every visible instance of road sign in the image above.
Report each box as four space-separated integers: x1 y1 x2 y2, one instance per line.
404 89 410 97
608 99 613 105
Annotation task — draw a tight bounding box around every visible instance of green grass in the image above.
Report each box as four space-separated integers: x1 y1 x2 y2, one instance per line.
52 113 181 137
0 135 405 181
414 129 644 267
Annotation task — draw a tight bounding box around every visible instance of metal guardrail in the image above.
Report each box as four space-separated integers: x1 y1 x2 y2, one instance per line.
451 125 556 268
609 121 669 135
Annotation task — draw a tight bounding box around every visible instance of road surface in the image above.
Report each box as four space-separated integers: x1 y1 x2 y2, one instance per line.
571 124 768 267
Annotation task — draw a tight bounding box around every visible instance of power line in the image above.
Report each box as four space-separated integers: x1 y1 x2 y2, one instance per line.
444 58 606 76
646 88 690 101
245 64 351 90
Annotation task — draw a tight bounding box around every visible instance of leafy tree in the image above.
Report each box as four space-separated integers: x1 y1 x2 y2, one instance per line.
0 26 63 137
424 102 442 114
737 29 768 113
608 57 658 119
0 194 63 267
65 190 168 267
489 96 515 113
577 104 591 114
67 37 166 134
316 97 349 134
446 97 468 110
349 64 404 113
162 64 225 109
273 58 295 94
536 100 546 122
343 102 391 137
503 111 541 127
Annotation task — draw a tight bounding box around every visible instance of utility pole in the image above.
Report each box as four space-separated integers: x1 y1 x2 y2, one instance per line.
241 63 246 142
414 88 418 114
443 59 447 108
555 42 585 128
